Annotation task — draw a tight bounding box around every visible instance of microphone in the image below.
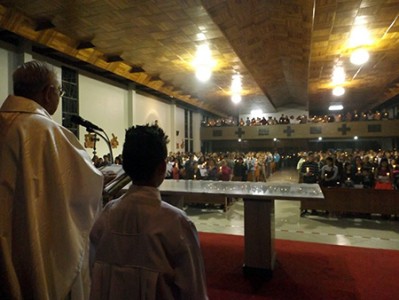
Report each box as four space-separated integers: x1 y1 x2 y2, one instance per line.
70 115 103 131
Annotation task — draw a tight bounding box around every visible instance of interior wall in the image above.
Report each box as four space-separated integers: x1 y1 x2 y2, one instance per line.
134 93 169 127
174 106 185 153
134 92 187 154
192 111 202 153
0 48 30 106
0 48 10 104
79 74 129 158
1 44 204 158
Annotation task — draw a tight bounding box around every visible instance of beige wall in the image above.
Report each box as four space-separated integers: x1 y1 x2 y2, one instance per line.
0 48 10 103
79 74 128 157
0 46 203 159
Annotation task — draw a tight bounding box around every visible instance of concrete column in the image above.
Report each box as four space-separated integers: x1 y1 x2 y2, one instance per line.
128 83 135 126
170 101 177 153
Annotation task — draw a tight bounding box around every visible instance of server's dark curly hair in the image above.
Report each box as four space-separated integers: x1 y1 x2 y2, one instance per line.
122 124 169 182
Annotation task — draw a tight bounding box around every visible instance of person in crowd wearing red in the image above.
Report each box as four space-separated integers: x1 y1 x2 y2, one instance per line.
374 158 393 190
219 159 232 181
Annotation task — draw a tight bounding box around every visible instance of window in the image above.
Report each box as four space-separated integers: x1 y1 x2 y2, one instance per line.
61 67 79 137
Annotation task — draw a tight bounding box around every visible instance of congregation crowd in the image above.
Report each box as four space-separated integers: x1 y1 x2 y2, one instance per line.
97 148 399 191
202 109 396 127
164 151 279 182
296 149 399 190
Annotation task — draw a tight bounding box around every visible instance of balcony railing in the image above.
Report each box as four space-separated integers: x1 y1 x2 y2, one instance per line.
200 120 399 141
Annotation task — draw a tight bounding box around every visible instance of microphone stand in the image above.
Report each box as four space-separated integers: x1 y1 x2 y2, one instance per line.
92 133 98 156
86 128 114 164
102 172 132 204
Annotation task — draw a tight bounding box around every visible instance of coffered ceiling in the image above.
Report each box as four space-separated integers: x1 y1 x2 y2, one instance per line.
1 0 399 117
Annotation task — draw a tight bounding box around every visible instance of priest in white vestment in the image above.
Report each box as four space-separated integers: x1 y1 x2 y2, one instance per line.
90 125 208 299
0 61 104 299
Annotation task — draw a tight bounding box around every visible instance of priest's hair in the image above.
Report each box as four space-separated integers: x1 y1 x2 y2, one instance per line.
13 60 56 99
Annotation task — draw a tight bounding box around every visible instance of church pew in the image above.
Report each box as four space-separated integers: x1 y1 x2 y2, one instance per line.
300 188 399 215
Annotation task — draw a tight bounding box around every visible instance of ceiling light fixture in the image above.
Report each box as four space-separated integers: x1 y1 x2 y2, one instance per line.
332 86 345 96
231 73 242 104
250 109 263 117
193 44 215 82
195 65 212 82
196 32 206 41
231 94 242 104
231 74 242 93
329 104 344 111
350 48 370 65
348 27 372 48
332 66 346 85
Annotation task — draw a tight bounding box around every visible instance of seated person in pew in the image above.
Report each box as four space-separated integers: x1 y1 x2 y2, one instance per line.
374 158 393 190
205 158 219 181
89 125 208 300
186 161 203 180
320 157 339 187
392 160 399 190
233 156 247 181
360 167 375 188
219 159 233 181
300 152 319 184
342 162 355 187
300 152 320 215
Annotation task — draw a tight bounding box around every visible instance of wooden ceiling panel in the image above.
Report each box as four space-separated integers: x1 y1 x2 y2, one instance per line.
1 0 399 117
308 0 399 113
201 0 314 110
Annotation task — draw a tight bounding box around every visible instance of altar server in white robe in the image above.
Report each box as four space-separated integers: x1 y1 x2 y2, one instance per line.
0 61 104 299
90 125 208 300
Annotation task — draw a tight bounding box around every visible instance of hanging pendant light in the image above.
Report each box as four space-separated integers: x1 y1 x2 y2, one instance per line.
193 44 215 82
332 86 345 96
350 48 369 65
231 73 242 103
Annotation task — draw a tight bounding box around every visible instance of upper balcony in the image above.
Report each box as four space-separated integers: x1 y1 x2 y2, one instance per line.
200 120 399 141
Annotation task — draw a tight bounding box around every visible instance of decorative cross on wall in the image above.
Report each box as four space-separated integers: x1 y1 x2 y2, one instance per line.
235 127 245 138
338 123 351 135
283 125 295 137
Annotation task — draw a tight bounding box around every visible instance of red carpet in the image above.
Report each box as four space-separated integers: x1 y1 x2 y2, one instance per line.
199 232 399 300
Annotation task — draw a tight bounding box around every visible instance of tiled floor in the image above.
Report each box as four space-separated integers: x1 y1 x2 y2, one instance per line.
185 169 399 250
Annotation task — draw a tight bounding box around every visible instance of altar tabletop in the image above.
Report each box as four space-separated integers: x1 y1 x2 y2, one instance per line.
159 179 324 201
